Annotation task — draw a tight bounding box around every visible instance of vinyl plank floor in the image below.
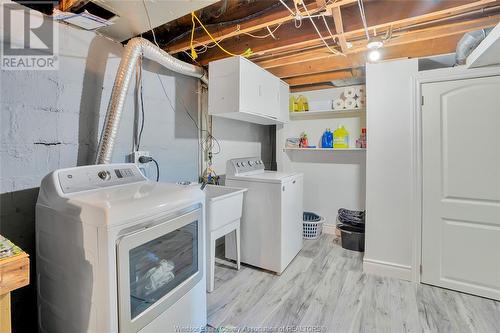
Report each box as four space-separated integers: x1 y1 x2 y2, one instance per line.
207 234 500 333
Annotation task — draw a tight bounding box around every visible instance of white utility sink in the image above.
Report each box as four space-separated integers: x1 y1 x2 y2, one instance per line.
204 184 247 292
204 185 247 232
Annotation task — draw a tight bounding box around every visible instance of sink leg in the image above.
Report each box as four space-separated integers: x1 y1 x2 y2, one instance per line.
236 226 241 270
207 232 215 293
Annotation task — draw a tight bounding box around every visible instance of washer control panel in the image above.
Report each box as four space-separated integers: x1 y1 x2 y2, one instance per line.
58 164 146 194
227 157 265 177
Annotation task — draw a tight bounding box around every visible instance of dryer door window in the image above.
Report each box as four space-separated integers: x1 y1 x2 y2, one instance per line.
116 207 203 332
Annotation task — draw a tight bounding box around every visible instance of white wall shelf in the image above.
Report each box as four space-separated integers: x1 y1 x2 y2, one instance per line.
289 108 365 120
283 148 366 152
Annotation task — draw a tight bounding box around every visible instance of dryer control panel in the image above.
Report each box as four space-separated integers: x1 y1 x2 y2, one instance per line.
226 157 265 177
57 163 146 194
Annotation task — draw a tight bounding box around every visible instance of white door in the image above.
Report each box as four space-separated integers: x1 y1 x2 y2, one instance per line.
421 75 500 300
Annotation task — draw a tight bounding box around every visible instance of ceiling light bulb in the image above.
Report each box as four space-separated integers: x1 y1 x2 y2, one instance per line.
368 50 381 62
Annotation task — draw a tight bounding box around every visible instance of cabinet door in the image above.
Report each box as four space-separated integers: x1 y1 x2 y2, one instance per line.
279 80 290 122
239 58 263 115
260 70 280 119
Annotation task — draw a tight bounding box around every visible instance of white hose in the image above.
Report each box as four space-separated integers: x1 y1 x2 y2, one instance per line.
96 37 208 164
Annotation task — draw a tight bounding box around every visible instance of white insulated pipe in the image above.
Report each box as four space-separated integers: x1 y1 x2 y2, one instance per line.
96 37 208 164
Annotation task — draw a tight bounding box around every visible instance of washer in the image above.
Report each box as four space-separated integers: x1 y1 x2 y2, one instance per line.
36 163 206 333
225 157 303 274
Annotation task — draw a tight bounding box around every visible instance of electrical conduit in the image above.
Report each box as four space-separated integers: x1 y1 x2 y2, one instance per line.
96 37 208 164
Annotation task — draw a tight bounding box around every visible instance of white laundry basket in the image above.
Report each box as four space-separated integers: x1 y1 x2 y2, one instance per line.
303 212 325 239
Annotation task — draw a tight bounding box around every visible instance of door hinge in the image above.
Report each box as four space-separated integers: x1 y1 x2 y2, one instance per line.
421 95 424 106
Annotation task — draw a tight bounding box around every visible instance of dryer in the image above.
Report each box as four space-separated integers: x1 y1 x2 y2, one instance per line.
225 157 303 274
36 163 206 333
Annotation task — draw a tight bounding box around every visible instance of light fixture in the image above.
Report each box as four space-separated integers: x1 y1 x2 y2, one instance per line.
368 50 381 62
367 36 383 50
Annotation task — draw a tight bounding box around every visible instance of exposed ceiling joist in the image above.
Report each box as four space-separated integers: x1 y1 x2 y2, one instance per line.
256 14 500 69
331 7 348 52
291 83 335 92
59 0 89 11
284 68 362 86
193 0 497 65
268 33 463 78
165 0 358 54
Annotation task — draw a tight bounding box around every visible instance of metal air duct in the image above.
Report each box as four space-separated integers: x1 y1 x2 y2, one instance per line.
96 37 208 164
455 28 494 65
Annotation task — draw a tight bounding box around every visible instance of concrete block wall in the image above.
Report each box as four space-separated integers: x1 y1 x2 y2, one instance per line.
0 7 200 331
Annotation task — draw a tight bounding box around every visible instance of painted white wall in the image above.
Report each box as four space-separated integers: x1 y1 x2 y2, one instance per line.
364 58 418 280
211 117 273 177
277 86 366 227
0 6 200 193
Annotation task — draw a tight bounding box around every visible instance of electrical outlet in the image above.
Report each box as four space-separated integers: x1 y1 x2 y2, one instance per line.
127 151 151 164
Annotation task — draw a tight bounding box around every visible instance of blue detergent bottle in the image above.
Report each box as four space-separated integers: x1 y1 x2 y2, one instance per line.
322 128 333 148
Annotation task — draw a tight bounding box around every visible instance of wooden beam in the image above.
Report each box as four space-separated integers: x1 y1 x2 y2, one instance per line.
267 33 463 78
194 0 496 64
291 83 335 92
165 0 358 55
256 14 500 69
284 69 357 86
331 7 348 52
59 0 89 12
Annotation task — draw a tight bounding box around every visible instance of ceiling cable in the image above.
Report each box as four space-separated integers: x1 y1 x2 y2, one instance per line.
142 0 160 48
299 0 342 56
357 0 370 40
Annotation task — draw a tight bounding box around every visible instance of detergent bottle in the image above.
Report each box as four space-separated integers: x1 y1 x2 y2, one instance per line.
333 125 350 148
321 128 333 148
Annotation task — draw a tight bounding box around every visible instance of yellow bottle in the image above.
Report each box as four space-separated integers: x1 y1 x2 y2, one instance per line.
289 95 299 112
333 125 350 148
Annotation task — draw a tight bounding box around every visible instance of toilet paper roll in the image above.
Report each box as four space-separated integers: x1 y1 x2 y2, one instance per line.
332 98 345 110
344 87 356 98
354 86 365 97
344 97 357 109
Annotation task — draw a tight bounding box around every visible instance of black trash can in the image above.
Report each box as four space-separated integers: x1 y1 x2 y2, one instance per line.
337 224 365 252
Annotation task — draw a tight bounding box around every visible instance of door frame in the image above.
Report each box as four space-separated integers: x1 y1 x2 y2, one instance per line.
410 65 500 283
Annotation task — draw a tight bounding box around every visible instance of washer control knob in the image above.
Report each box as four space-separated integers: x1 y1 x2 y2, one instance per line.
98 170 111 181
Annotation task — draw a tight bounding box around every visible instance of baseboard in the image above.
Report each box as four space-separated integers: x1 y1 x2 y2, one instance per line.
322 223 336 235
363 258 412 281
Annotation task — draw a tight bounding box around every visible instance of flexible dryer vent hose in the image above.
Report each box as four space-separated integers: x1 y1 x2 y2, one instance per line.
96 37 208 164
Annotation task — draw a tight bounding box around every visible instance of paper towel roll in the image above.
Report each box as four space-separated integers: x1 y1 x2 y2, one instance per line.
344 97 356 109
344 87 356 98
333 98 345 110
354 86 365 97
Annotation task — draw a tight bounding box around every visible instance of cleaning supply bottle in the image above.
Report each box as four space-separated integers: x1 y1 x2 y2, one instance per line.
289 95 298 112
299 132 309 148
333 125 350 148
321 128 333 148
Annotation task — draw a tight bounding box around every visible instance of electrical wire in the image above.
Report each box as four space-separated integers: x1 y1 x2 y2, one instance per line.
299 0 342 55
357 0 370 40
136 56 146 150
142 0 160 48
152 158 160 181
156 73 221 156
190 11 252 59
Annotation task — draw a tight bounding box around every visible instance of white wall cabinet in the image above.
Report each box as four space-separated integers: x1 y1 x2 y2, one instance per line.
209 56 286 125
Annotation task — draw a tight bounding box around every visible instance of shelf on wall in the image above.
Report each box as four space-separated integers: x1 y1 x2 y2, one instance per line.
283 148 366 152
289 108 365 120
